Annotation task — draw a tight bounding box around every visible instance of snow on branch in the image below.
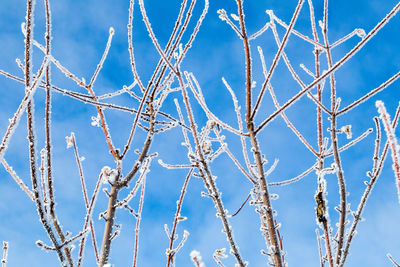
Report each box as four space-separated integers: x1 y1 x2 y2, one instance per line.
376 101 400 203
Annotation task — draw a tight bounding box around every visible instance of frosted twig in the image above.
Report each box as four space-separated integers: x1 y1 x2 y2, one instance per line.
339 102 400 267
1 242 8 267
70 133 89 221
43 40 119 162
252 0 305 119
213 248 228 267
0 69 141 113
0 56 49 162
372 117 381 174
138 0 178 75
268 163 317 186
43 0 53 223
120 0 157 160
147 0 190 97
132 175 146 267
89 27 114 87
265 158 279 178
152 0 208 97
221 77 256 178
1 159 35 201
177 49 245 266
388 254 400 267
217 9 243 38
83 33 120 161
322 128 373 158
116 164 148 209
97 81 137 100
376 101 400 202
190 250 205 267
77 171 103 266
39 149 48 211
315 229 325 267
166 169 192 267
237 1 286 265
270 127 372 188
267 82 318 156
249 22 271 40
24 1 69 264
185 72 247 136
213 130 255 183
69 135 100 266
121 0 160 159
159 159 195 169
173 230 189 256
330 28 366 49
236 0 252 122
255 1 400 133
36 240 57 251
48 55 87 88
127 0 146 94
272 11 324 49
258 47 326 151
307 0 319 43
300 63 316 78
259 30 330 114
99 163 122 266
321 1 347 264
174 99 194 157
337 71 400 115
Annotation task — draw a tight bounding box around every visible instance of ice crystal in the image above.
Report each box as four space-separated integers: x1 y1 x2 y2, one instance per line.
91 114 101 127
65 134 73 149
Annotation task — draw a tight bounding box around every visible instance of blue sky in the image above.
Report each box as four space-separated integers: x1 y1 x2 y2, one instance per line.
0 0 400 266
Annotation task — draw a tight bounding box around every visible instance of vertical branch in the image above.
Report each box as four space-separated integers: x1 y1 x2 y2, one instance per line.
236 0 284 265
235 0 252 121
25 0 72 265
99 167 121 266
247 129 283 267
1 242 8 267
322 220 334 267
321 1 346 264
166 169 193 267
132 176 147 267
308 0 334 265
43 0 52 216
315 229 325 267
40 149 48 211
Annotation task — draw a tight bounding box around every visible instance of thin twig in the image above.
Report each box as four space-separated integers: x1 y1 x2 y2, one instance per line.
255 1 400 133
1 159 35 201
251 0 305 120
132 174 147 267
1 242 8 267
166 169 193 267
388 254 400 267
